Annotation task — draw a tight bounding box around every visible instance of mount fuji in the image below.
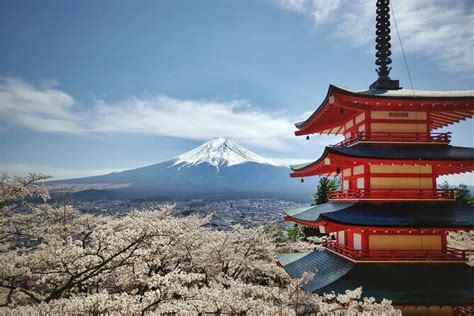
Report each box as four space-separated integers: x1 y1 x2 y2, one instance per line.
173 137 281 170
48 137 316 201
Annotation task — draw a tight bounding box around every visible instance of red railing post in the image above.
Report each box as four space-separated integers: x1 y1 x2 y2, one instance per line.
325 242 466 262
330 131 452 147
329 188 456 201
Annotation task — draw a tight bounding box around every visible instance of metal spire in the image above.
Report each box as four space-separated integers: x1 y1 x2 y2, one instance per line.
369 0 401 90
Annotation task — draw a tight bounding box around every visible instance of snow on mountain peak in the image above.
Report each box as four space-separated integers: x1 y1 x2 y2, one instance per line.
173 137 282 170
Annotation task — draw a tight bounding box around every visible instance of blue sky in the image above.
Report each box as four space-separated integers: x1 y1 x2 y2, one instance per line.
0 0 473 184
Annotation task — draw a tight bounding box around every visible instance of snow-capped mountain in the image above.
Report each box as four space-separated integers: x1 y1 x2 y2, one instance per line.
173 137 281 170
48 138 315 201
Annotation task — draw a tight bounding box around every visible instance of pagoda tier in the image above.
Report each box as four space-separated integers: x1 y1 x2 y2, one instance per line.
295 85 474 136
290 143 474 202
276 250 474 311
291 143 474 177
284 202 473 263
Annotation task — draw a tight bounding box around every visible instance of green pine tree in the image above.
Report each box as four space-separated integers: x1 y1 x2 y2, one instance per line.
287 224 304 242
313 177 339 205
456 184 473 205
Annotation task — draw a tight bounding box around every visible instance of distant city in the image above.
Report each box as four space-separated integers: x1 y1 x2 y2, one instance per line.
53 197 308 229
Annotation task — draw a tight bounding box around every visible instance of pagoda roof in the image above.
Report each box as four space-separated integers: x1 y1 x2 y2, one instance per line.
284 202 474 229
295 85 474 135
290 143 474 177
276 250 354 290
278 249 474 305
325 85 473 100
274 252 312 267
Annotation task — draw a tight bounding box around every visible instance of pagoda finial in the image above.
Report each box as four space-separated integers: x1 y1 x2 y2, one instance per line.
369 0 401 90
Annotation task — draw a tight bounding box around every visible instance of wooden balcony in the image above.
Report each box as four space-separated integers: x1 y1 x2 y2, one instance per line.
324 240 468 262
329 188 457 202
332 132 451 147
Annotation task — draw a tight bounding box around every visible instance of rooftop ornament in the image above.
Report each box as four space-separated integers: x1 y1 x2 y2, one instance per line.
369 0 401 90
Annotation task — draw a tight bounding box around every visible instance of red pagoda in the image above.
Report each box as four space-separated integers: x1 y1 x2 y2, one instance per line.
276 1 474 314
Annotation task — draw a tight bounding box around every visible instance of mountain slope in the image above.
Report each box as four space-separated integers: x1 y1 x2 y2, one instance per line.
48 138 316 200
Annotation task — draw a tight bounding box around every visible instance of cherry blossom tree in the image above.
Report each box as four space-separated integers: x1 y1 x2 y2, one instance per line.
0 175 401 314
447 230 474 266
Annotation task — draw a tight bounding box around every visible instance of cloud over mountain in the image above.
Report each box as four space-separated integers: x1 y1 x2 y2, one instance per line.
0 78 297 150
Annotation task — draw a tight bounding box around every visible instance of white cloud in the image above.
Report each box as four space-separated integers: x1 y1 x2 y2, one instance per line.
0 162 124 181
278 0 343 23
275 0 474 74
89 96 296 150
0 78 80 132
0 78 297 150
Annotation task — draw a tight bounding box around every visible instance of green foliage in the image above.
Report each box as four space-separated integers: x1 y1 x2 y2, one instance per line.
441 181 473 206
456 184 473 206
268 224 313 244
313 177 339 205
287 224 304 242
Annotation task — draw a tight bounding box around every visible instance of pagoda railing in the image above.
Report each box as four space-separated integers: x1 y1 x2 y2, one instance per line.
329 189 456 201
324 240 468 262
332 132 451 147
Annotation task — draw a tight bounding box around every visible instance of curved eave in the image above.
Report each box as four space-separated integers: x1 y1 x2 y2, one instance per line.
295 84 474 136
290 144 474 178
284 202 354 226
295 85 333 129
285 214 474 232
329 144 474 161
290 147 331 177
295 85 353 136
284 202 474 230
